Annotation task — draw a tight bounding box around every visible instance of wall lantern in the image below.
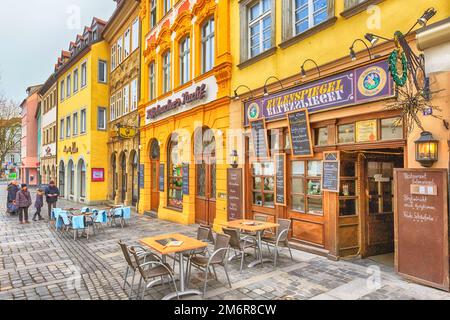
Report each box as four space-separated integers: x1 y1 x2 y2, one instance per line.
300 58 321 79
415 131 438 167
263 76 284 97
233 85 254 101
230 150 239 168
349 39 373 61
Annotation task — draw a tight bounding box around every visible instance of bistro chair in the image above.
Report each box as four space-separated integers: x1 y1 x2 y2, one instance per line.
118 241 154 299
129 246 179 300
70 215 90 241
261 218 294 267
223 227 257 273
91 210 108 233
199 224 216 245
180 226 214 279
81 207 90 214
187 233 232 297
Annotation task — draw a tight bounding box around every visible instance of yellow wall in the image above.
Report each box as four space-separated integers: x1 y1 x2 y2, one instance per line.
57 41 110 204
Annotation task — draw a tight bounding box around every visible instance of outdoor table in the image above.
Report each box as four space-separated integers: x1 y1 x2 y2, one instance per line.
140 233 208 300
221 219 280 268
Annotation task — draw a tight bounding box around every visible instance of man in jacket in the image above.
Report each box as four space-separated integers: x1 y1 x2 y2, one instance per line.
16 184 32 224
6 181 19 213
45 181 60 219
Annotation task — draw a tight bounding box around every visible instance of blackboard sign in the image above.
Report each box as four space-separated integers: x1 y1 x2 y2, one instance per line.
159 164 165 192
139 164 145 189
322 161 339 193
275 153 286 206
182 163 189 195
227 168 243 221
287 110 313 157
250 119 269 159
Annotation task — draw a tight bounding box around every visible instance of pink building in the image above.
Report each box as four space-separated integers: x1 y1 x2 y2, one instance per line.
20 85 42 186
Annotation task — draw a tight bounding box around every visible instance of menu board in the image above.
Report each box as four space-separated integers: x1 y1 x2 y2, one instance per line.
275 153 286 206
182 163 189 195
250 119 269 159
287 110 313 157
395 169 449 291
139 164 145 189
159 164 165 192
322 161 340 193
227 168 243 221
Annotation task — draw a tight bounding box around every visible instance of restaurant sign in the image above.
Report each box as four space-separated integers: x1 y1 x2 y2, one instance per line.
244 60 394 126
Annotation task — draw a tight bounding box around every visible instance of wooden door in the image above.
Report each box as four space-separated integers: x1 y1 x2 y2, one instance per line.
150 140 160 212
195 156 216 226
121 155 127 204
363 156 403 257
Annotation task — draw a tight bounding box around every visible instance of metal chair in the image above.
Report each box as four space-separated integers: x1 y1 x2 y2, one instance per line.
129 246 179 300
180 226 214 278
187 233 232 297
199 224 216 245
223 227 257 273
261 218 294 267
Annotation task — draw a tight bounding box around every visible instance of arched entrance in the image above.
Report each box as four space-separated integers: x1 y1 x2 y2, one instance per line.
58 161 65 197
111 153 118 201
150 139 160 212
68 160 75 197
78 159 86 199
120 152 127 204
130 150 139 206
194 127 216 226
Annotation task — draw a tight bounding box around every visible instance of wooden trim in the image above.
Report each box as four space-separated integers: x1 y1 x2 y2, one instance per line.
237 47 278 69
287 109 314 158
249 118 270 160
274 153 287 206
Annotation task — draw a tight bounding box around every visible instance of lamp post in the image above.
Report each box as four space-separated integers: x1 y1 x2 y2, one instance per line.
415 131 439 167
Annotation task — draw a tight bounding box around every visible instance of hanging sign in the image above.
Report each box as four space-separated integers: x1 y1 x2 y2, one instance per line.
287 110 313 158
275 153 287 206
322 152 340 193
250 119 270 159
159 164 165 192
118 126 137 139
182 163 189 195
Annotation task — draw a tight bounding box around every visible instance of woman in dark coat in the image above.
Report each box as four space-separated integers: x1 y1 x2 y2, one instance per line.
33 189 44 221
15 184 32 224
6 181 19 213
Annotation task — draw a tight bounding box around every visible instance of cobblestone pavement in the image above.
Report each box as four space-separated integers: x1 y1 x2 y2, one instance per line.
1 183 450 300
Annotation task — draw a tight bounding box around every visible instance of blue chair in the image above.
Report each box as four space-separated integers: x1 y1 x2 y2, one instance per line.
71 215 90 240
56 211 71 235
81 207 90 214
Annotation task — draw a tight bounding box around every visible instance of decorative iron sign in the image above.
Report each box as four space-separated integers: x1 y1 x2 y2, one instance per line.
244 60 394 126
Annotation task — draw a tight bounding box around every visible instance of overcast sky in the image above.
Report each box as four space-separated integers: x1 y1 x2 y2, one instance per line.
0 0 116 103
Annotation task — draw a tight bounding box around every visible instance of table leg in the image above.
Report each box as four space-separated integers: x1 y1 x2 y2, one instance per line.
248 230 273 268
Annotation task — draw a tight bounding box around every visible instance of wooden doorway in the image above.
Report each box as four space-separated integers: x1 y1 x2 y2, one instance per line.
362 151 404 258
150 140 160 212
195 127 217 226
120 153 127 204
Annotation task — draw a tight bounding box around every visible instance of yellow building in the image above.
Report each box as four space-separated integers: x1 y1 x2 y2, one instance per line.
103 0 141 207
229 0 450 259
138 0 232 230
56 18 110 205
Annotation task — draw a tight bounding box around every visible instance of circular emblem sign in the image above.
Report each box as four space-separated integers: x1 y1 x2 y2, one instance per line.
247 102 260 121
358 66 387 97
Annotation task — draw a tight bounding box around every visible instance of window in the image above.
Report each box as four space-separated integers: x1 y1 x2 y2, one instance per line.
179 36 190 85
79 160 86 198
98 107 106 130
92 29 98 41
111 44 117 70
110 94 116 121
168 134 183 209
132 19 139 52
73 69 79 92
252 162 275 208
66 116 71 138
163 0 171 15
66 75 71 97
81 62 87 87
69 161 75 196
117 90 123 117
148 62 155 100
98 60 107 83
290 160 323 215
344 0 367 10
201 19 215 73
248 0 272 58
381 117 403 140
80 109 87 134
294 0 329 35
117 37 123 64
339 157 358 216
150 0 157 29
60 80 65 100
124 29 131 58
123 85 130 114
131 79 138 111
73 112 78 135
60 119 64 139
314 127 328 146
338 124 355 144
162 51 171 93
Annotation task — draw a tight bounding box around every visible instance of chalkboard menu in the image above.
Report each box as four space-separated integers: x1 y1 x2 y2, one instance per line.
182 163 189 195
250 119 269 159
322 161 340 193
139 164 145 189
287 110 313 157
395 169 449 291
275 153 286 206
159 164 165 192
227 168 243 221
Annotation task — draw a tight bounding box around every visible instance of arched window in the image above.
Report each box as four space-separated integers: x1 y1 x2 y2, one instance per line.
59 161 65 197
78 159 86 198
168 134 183 209
68 160 75 196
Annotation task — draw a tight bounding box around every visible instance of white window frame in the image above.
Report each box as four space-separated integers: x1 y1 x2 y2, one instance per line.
98 60 107 83
163 0 171 15
149 62 155 101
110 94 116 121
66 74 71 97
124 28 131 58
81 61 87 88
132 19 139 52
131 78 138 111
150 0 157 29
73 112 78 136
60 80 65 101
60 119 65 140
293 0 329 36
123 85 130 115
248 0 272 58
98 107 107 130
66 116 71 138
73 68 79 93
162 51 171 93
201 19 215 73
80 108 87 134
111 44 117 70
117 37 123 64
179 36 190 85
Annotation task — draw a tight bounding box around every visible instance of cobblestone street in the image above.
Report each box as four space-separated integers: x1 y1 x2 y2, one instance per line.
1 183 449 301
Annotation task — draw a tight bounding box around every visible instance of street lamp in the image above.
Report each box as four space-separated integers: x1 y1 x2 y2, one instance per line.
415 131 438 167
230 150 239 168
263 76 284 96
300 58 321 79
349 39 373 61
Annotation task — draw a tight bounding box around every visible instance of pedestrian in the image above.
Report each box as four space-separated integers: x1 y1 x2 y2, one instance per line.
15 184 32 224
45 180 60 219
6 180 19 214
33 188 45 221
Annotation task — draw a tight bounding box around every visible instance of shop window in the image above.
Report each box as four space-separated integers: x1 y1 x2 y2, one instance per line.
314 127 328 146
168 135 183 209
381 117 403 140
291 160 323 215
338 124 355 144
252 161 275 208
339 159 358 216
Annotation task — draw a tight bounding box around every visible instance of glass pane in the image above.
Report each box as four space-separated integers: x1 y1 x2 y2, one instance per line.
264 193 275 208
340 180 356 196
369 197 379 214
341 161 356 177
307 180 321 195
338 124 355 143
369 181 379 196
292 195 305 212
292 177 304 194
264 177 274 191
211 163 216 199
382 162 394 178
315 127 328 146
253 192 263 206
381 117 403 140
339 199 357 216
367 162 379 178
252 163 262 176
253 177 262 190
308 161 322 177
307 197 323 214
262 162 274 175
383 195 393 213
292 161 305 176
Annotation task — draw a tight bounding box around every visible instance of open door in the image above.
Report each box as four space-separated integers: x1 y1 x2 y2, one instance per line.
150 140 160 213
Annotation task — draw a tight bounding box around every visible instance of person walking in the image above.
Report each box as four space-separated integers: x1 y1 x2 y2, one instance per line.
6 181 19 214
33 188 45 221
16 184 32 224
45 181 60 219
